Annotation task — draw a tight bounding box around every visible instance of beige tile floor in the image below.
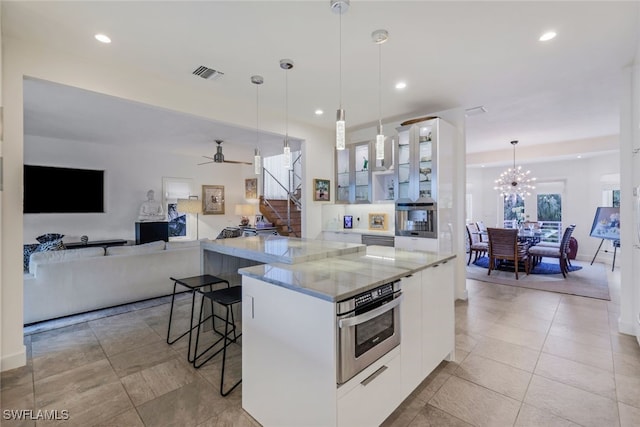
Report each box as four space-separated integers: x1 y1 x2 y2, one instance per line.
1 266 639 427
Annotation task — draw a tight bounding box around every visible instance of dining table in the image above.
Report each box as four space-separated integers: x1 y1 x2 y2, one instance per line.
475 228 550 246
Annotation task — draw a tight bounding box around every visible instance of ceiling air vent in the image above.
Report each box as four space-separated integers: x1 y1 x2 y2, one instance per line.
192 66 224 80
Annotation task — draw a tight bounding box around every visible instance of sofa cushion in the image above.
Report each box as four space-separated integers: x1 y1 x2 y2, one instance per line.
23 244 39 271
29 247 105 275
36 233 65 243
106 240 165 255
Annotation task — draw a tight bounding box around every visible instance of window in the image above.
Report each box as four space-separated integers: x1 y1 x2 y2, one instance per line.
537 194 562 222
503 195 525 225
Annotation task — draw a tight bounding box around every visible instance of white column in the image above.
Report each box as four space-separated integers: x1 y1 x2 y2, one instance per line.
618 59 640 343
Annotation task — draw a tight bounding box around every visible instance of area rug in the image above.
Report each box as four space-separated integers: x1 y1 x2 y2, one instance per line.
466 257 610 300
472 256 582 275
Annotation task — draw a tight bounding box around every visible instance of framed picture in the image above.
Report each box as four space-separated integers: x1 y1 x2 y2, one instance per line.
245 178 258 199
368 213 388 230
343 215 353 229
202 185 225 215
314 178 330 201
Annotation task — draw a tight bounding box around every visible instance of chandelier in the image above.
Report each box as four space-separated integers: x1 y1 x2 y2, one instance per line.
494 140 536 200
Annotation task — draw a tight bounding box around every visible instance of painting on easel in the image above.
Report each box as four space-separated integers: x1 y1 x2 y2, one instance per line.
589 207 620 241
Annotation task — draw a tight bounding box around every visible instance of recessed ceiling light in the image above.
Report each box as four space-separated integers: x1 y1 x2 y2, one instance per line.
577 155 582 159
481 165 485 168
539 31 556 42
94 34 111 44
395 82 407 90
315 109 324 116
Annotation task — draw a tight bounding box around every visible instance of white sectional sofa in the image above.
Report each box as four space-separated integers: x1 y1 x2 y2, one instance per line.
23 240 203 324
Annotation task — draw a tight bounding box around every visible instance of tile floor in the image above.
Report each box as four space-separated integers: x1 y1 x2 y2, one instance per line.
1 266 639 427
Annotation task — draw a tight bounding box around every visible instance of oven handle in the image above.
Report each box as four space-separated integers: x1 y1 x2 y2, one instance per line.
338 294 403 329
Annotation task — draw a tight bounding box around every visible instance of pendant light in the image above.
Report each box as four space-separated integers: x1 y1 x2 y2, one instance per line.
251 75 264 175
280 59 293 169
372 29 388 160
494 140 537 201
331 0 349 150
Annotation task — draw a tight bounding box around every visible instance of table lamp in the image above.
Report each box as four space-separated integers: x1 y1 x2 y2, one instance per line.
235 204 254 226
177 196 203 240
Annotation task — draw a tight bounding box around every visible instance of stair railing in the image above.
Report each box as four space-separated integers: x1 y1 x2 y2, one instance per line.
261 159 302 237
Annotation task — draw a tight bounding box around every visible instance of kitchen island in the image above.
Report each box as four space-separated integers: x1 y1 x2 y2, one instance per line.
201 236 455 427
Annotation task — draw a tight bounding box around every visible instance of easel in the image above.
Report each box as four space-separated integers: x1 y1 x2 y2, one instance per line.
590 238 620 271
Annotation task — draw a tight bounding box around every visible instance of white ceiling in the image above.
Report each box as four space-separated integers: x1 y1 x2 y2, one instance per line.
6 1 639 161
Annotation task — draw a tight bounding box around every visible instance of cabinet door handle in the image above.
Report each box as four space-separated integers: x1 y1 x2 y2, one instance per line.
361 365 388 386
433 264 440 268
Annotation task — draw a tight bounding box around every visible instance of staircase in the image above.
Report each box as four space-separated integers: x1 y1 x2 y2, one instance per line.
260 196 301 237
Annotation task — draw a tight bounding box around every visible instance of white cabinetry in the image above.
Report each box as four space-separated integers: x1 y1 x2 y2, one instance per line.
422 259 455 375
394 118 456 253
400 273 422 396
395 235 437 252
337 347 402 427
335 141 371 204
399 260 455 398
242 276 337 427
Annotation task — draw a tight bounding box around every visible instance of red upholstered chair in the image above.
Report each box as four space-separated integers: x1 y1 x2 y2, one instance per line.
487 227 530 280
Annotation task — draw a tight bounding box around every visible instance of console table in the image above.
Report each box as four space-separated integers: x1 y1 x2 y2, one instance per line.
64 239 129 250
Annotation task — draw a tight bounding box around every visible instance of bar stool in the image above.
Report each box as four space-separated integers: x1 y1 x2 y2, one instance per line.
166 274 229 362
193 285 242 396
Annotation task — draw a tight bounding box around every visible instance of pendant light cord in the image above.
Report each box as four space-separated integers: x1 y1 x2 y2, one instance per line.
285 68 289 138
256 84 260 149
339 9 342 109
378 42 382 128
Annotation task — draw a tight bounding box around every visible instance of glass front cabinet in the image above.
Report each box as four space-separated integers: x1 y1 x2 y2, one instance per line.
395 118 452 203
335 141 371 204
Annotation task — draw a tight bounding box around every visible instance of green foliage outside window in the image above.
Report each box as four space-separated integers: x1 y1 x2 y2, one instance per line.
537 194 562 222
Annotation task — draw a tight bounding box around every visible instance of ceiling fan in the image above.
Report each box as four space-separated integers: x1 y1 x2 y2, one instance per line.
198 139 252 165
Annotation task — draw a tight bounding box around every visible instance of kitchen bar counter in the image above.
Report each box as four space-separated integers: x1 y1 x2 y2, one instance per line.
239 245 455 302
201 235 365 265
201 236 456 427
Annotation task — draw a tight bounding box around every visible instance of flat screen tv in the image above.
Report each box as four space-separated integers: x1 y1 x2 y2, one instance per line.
24 165 105 213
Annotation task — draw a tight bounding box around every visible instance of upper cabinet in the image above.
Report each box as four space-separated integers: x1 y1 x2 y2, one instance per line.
335 141 371 204
395 118 453 203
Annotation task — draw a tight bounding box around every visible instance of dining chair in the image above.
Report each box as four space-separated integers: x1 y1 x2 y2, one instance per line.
476 220 488 242
466 223 488 265
528 225 576 278
487 227 530 280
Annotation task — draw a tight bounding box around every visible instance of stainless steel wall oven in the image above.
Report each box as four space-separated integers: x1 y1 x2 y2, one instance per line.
336 281 402 384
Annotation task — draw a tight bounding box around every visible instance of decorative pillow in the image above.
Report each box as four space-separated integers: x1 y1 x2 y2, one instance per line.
36 239 65 252
217 227 242 239
35 233 65 244
23 244 39 272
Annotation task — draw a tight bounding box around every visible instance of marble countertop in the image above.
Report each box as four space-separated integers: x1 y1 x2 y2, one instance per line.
239 245 455 302
201 235 366 265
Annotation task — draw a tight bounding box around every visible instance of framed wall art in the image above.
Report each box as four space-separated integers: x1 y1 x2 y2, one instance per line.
245 178 258 199
368 213 388 230
202 185 225 215
313 178 330 201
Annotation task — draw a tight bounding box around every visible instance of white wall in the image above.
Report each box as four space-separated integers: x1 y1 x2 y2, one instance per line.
1 36 334 370
23 135 256 242
466 151 620 263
